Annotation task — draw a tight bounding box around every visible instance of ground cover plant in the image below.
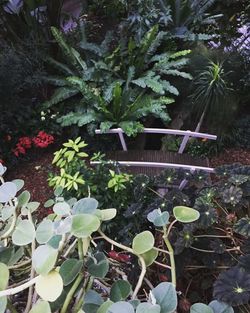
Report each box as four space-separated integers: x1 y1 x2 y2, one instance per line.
0 162 242 313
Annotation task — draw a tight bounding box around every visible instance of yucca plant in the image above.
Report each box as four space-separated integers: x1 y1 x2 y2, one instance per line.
190 60 238 133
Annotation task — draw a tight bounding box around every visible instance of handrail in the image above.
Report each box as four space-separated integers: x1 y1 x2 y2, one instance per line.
95 128 217 140
90 160 215 173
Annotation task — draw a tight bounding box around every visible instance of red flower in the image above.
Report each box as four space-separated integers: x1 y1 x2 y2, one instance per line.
13 143 26 157
18 137 32 149
0 159 4 164
33 131 54 148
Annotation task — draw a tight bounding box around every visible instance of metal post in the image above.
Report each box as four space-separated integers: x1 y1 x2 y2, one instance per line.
118 128 128 151
178 131 191 154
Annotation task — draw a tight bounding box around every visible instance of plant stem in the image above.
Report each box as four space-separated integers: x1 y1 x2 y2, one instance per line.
78 239 84 260
98 229 146 299
24 213 36 313
163 226 176 287
0 277 39 297
61 273 83 313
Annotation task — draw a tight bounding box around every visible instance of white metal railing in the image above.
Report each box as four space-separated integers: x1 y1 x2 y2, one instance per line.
95 128 217 153
93 127 217 189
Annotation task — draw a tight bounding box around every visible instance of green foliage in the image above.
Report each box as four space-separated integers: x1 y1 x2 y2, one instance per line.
44 26 191 136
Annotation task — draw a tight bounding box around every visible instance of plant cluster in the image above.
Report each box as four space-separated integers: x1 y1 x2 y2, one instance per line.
0 162 238 313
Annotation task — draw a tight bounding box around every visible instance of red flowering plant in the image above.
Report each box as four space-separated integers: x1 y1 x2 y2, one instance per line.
12 131 54 158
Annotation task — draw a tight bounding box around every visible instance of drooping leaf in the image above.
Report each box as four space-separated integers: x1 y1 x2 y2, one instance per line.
147 209 169 227
190 303 213 313
152 282 177 313
12 220 36 246
29 300 52 313
36 220 54 244
71 214 100 238
35 271 63 302
0 182 17 203
107 301 134 313
32 245 58 275
132 231 155 255
86 252 109 278
110 280 132 302
140 248 158 267
173 206 200 223
59 259 83 286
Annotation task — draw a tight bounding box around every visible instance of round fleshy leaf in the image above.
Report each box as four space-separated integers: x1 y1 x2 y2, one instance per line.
190 303 213 313
147 209 169 227
32 245 58 275
110 280 132 302
12 179 24 192
99 209 117 221
152 282 177 313
0 263 9 290
54 216 72 235
53 202 70 216
0 182 17 203
140 248 158 267
0 164 7 176
17 190 30 208
44 199 54 208
12 220 36 246
47 235 62 249
136 303 161 313
83 290 104 313
29 300 51 313
71 214 100 238
59 259 83 286
36 220 54 244
72 198 98 215
26 202 40 213
97 301 114 313
173 206 200 223
209 300 234 313
0 297 7 313
35 271 63 302
87 252 109 278
107 302 134 313
1 205 15 221
132 231 155 255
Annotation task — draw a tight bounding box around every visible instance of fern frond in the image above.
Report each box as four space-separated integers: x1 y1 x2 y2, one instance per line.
42 76 68 86
46 57 74 76
169 50 191 59
146 31 166 58
57 110 96 127
43 87 79 108
161 80 179 96
163 70 193 79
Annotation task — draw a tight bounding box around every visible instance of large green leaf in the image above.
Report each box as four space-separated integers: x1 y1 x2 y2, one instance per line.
72 198 99 215
136 303 161 313
132 231 155 255
12 220 36 246
190 303 213 313
173 206 200 223
32 245 58 275
140 248 158 267
36 220 54 244
87 252 109 278
53 202 70 216
0 182 17 203
17 190 31 208
209 301 234 313
59 259 83 286
152 282 177 313
71 214 100 238
29 300 51 313
110 280 132 302
83 290 104 313
35 271 63 302
97 301 114 313
107 302 134 313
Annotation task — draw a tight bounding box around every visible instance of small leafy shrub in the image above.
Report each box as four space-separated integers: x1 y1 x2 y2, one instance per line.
48 138 133 210
0 163 235 313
